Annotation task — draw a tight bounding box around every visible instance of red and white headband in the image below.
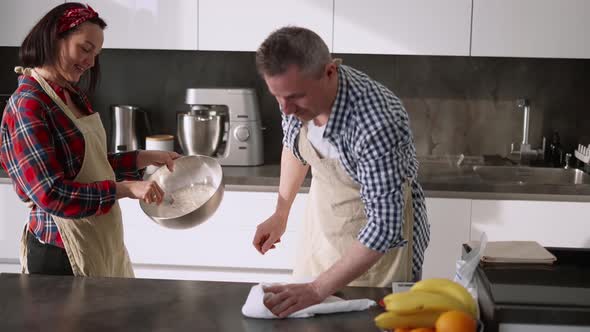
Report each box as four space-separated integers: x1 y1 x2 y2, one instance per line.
57 4 99 34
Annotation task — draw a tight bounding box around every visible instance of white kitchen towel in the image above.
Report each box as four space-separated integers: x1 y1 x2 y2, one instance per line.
241 283 376 319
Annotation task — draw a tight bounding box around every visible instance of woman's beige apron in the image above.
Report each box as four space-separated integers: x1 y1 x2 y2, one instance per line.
292 125 414 287
16 66 134 277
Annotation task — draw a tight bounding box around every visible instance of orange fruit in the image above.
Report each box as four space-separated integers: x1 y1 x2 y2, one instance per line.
435 310 477 332
409 328 435 332
393 329 412 332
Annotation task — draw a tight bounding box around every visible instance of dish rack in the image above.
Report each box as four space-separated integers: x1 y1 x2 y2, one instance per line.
574 144 590 164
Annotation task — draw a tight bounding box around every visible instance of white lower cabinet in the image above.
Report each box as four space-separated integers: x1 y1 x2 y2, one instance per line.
0 183 29 274
421 198 472 279
0 262 21 273
121 191 308 283
121 191 473 282
5 179 589 283
470 199 590 248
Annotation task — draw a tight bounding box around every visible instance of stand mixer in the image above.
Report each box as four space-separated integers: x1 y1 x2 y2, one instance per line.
178 88 264 166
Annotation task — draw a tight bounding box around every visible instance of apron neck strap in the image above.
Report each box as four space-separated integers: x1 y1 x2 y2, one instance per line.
15 66 79 122
14 66 33 76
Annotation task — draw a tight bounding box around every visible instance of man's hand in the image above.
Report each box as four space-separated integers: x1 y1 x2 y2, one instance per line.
262 241 385 317
262 282 326 318
137 150 181 172
252 213 287 254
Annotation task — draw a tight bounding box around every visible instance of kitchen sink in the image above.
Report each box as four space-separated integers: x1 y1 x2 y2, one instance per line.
472 166 590 185
418 162 478 183
418 161 590 185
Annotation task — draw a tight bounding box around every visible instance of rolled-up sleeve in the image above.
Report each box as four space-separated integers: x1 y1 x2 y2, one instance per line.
1 96 116 218
356 117 414 253
281 113 306 164
108 150 144 181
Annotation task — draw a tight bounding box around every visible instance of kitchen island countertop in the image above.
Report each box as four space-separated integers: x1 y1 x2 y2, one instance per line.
0 273 389 332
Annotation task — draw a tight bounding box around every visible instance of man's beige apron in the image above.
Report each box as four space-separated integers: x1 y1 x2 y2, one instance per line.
16 66 134 277
292 125 414 287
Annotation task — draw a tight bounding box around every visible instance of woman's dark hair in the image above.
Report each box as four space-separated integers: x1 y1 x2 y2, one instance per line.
19 2 107 94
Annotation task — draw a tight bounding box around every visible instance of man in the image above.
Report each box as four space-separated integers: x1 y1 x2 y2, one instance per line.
252 26 429 318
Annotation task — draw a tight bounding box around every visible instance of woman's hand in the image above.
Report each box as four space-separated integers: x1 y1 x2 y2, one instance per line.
116 180 165 204
137 150 182 172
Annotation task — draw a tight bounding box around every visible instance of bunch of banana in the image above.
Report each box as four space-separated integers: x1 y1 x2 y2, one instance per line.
374 278 477 330
410 278 477 317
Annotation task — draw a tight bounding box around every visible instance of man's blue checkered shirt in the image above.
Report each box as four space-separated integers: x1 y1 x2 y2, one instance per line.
282 64 430 278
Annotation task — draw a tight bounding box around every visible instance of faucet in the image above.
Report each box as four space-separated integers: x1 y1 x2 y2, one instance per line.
564 153 572 169
510 98 543 163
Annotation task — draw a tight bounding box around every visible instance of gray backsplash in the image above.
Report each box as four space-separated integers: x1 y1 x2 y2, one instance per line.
1 46 589 164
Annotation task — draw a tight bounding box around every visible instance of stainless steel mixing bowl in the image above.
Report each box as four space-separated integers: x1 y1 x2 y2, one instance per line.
140 155 224 229
177 110 224 156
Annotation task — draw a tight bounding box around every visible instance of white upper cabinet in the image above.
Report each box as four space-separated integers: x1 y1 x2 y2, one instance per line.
472 0 590 59
199 0 333 52
0 0 64 47
333 0 472 56
78 0 198 50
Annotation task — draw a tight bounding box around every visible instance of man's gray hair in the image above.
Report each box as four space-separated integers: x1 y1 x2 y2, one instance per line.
255 26 332 78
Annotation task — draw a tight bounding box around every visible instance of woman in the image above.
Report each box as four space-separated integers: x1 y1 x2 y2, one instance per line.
0 3 179 277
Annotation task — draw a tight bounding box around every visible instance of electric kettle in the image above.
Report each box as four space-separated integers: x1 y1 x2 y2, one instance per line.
110 105 151 153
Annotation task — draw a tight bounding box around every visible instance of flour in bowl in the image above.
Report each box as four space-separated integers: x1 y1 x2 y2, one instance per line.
149 184 217 218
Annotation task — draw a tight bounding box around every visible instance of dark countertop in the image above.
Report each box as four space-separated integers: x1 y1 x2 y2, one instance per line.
222 164 309 187
0 273 389 332
222 163 590 202
4 160 590 201
474 247 590 331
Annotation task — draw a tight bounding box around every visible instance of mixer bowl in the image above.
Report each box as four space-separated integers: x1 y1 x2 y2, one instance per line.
177 111 223 156
140 155 224 229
